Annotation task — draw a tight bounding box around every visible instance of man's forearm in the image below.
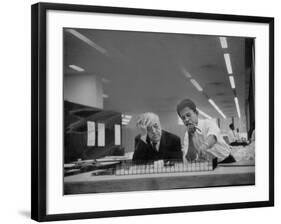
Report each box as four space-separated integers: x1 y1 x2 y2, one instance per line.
200 135 217 152
205 135 217 148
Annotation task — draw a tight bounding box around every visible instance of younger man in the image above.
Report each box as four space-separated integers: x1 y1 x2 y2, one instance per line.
177 99 235 163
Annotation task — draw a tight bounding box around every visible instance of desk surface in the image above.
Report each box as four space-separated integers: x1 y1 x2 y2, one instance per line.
64 162 255 194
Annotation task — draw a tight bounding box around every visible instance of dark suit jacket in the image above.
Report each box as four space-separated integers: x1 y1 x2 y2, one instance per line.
132 130 182 163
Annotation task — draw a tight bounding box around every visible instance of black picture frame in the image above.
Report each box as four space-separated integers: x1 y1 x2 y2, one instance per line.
31 2 274 222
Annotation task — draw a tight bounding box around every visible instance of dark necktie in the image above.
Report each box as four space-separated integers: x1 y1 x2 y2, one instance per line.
152 142 158 152
186 132 198 161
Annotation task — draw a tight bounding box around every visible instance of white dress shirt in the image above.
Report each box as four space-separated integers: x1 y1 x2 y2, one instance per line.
182 119 231 162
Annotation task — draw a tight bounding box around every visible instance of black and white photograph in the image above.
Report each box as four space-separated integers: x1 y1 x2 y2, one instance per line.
1 0 279 223
63 28 256 194
30 2 274 221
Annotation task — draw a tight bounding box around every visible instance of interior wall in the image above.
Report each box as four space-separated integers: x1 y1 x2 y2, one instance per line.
64 74 104 108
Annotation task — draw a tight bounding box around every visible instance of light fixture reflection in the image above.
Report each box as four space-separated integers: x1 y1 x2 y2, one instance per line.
224 53 233 74
234 97 241 118
219 37 228 48
208 99 226 119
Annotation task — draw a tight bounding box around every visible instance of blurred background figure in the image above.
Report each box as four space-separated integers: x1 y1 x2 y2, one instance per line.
228 123 248 146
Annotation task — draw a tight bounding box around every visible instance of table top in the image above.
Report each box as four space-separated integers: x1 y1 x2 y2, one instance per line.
64 161 255 194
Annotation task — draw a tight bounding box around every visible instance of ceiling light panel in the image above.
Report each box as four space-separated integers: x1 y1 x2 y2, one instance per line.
219 37 228 48
229 76 235 89
190 79 203 92
69 64 85 72
234 97 241 118
224 53 233 74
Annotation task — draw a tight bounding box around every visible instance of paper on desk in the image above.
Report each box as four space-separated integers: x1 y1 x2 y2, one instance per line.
96 155 131 162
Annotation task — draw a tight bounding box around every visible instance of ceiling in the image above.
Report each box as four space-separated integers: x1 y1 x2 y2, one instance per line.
63 28 253 120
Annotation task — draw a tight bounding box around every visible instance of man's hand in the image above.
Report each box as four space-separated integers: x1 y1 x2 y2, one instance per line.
136 115 150 142
186 123 196 134
197 145 214 161
138 122 147 137
197 147 208 160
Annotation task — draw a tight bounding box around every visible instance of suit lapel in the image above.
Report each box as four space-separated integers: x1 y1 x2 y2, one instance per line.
159 130 166 153
146 135 155 153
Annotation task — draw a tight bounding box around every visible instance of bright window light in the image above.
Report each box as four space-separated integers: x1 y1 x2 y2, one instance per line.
69 64 85 72
122 118 130 122
234 97 241 118
229 76 235 89
122 121 129 126
219 37 228 48
208 99 226 119
122 114 132 125
124 115 132 119
224 53 233 74
190 79 203 92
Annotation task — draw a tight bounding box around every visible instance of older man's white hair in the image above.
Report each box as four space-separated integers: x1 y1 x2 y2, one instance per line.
136 112 161 128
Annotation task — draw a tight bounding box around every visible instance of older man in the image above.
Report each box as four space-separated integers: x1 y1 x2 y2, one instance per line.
132 112 182 163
